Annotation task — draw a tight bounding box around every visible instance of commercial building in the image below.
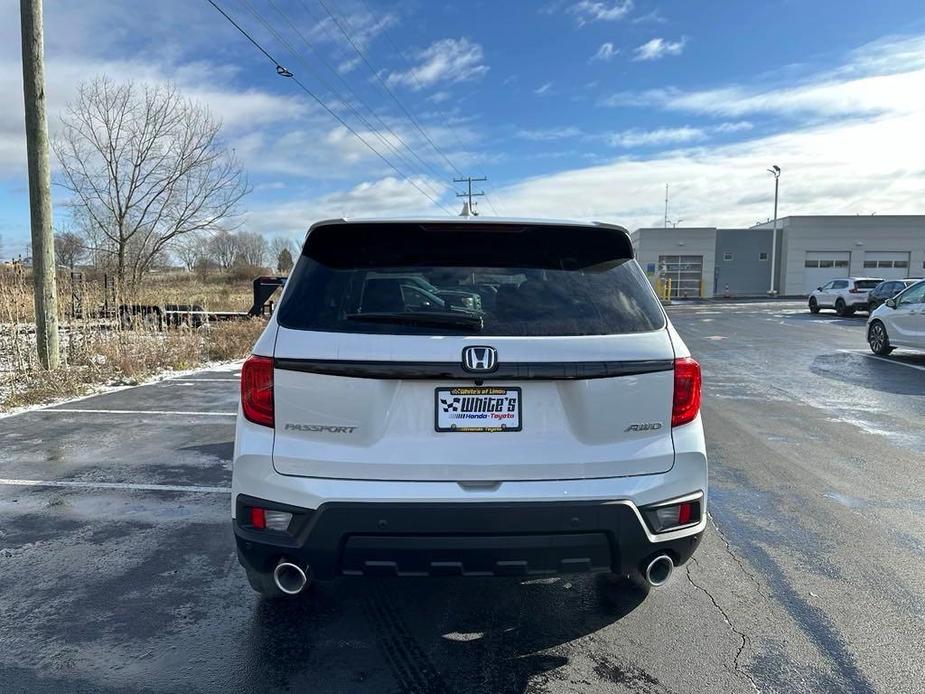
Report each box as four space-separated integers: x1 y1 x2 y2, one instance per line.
631 215 925 298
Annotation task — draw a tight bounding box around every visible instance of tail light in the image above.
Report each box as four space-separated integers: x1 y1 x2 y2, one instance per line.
644 499 701 532
672 357 701 427
241 354 274 427
849 288 862 294
247 506 292 531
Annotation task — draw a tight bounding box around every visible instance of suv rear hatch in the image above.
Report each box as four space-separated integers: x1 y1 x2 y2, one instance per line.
271 220 677 482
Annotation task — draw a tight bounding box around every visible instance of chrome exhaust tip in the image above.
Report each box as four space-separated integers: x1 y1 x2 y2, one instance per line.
644 554 674 588
273 559 310 595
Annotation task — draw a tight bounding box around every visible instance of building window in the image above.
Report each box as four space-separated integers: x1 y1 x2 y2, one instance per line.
834 260 849 268
759 252 768 261
723 251 734 261
863 260 877 268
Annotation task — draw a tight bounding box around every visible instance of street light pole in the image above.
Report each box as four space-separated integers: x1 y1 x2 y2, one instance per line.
767 165 781 295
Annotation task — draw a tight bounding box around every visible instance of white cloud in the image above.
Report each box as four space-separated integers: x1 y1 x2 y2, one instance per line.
515 127 583 141
494 110 925 228
714 121 754 133
386 38 488 90
606 127 705 147
590 43 619 63
534 82 554 95
569 1 634 25
0 56 309 177
306 11 398 53
337 56 361 74
493 35 925 226
610 35 925 120
631 9 666 24
633 37 686 61
243 177 448 236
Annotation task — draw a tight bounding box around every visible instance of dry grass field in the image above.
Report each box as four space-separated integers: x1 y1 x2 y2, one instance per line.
0 266 268 411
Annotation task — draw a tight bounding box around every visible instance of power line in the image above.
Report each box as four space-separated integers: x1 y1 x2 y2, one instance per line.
268 0 449 189
204 0 451 214
351 0 507 214
245 0 448 203
314 0 464 178
482 192 503 216
355 0 469 153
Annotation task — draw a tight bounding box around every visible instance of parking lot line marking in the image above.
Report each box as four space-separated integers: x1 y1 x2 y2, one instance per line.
38 408 237 416
862 354 925 372
0 478 231 493
838 349 925 372
164 378 240 382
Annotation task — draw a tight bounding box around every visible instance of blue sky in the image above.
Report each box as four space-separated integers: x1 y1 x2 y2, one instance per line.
2 0 925 257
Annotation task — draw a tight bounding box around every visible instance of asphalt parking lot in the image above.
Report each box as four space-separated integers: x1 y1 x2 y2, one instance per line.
1 301 923 693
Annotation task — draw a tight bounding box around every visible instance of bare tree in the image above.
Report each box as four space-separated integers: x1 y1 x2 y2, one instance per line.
270 235 294 257
208 229 240 270
54 77 248 290
172 232 209 272
53 230 86 270
235 231 269 268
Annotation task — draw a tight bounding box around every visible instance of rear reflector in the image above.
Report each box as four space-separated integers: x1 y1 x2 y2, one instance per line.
672 357 702 427
242 354 274 427
250 507 266 530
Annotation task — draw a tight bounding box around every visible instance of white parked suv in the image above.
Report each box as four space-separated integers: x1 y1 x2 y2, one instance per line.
232 218 707 598
867 279 925 355
808 277 883 316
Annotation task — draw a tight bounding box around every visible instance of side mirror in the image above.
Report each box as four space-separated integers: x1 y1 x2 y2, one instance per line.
885 298 897 309
816 287 822 291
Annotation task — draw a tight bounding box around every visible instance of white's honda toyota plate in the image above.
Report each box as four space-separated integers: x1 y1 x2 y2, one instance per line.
434 387 522 432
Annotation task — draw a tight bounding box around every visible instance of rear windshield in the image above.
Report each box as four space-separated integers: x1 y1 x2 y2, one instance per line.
855 280 882 289
277 222 665 336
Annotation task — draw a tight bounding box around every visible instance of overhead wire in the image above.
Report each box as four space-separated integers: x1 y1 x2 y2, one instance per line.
248 0 449 204
351 0 507 215
265 0 450 191
204 0 452 214
313 0 465 179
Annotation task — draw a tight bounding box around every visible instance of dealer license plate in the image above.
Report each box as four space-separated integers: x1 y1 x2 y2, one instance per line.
434 387 522 432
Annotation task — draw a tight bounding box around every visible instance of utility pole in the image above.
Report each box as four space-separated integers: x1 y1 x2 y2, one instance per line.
767 165 781 296
664 184 669 228
20 0 60 369
454 176 486 216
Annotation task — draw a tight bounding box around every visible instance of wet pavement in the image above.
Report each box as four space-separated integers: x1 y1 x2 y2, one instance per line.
1 302 923 693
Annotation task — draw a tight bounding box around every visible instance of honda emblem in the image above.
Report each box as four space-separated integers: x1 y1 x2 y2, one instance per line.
462 346 498 373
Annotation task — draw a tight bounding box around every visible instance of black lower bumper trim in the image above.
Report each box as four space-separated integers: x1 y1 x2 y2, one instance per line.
234 497 702 580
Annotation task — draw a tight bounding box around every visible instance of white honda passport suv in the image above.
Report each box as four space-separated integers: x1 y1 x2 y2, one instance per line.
232 218 707 598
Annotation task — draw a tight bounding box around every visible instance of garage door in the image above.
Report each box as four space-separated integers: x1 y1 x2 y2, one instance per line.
863 251 910 280
658 255 703 298
804 252 850 293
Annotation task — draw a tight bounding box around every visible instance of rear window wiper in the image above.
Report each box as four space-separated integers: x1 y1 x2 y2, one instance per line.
345 311 483 332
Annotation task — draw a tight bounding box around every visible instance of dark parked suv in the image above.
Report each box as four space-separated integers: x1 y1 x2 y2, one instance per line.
868 279 922 312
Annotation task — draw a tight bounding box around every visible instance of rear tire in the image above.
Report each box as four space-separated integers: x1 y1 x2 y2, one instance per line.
835 298 848 317
809 297 819 314
868 321 894 355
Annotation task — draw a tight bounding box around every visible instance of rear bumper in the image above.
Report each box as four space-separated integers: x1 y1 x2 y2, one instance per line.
234 495 704 580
